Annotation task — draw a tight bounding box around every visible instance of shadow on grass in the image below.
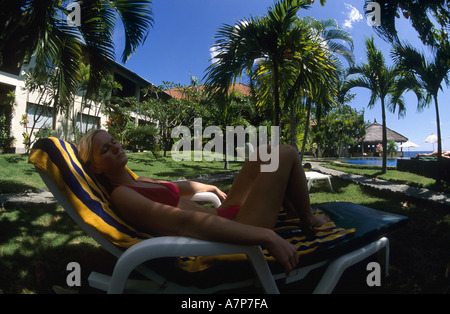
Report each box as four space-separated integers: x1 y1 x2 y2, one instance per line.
4 155 28 164
0 180 40 193
340 181 449 293
0 202 115 294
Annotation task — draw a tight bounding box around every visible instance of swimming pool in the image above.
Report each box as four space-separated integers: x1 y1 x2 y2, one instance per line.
345 158 398 167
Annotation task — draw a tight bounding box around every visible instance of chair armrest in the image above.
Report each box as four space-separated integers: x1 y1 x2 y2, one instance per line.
107 236 279 294
190 192 221 208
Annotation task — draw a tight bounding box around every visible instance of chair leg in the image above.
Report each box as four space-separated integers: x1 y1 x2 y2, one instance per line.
246 246 280 294
384 238 390 277
307 179 313 191
326 177 334 192
312 237 389 294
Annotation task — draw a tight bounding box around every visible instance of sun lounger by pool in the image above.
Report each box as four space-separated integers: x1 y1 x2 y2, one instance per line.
305 171 333 192
28 137 407 293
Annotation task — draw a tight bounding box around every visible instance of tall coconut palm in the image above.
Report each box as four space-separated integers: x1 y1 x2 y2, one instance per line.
283 17 354 152
343 36 413 173
252 16 339 144
363 0 450 46
392 42 450 173
0 0 153 109
203 0 310 126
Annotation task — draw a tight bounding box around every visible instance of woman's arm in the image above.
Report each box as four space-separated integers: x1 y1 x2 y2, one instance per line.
111 185 298 274
173 180 227 201
135 177 227 202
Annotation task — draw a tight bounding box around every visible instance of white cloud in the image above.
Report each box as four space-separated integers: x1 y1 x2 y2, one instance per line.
209 21 249 64
342 3 363 29
209 45 220 64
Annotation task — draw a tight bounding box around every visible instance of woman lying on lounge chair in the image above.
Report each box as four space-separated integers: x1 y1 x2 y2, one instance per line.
78 129 329 275
415 150 450 159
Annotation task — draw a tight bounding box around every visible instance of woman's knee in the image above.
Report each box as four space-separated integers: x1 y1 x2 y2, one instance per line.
279 145 298 162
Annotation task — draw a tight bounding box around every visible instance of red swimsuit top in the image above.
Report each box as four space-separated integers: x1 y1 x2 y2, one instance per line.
127 182 180 207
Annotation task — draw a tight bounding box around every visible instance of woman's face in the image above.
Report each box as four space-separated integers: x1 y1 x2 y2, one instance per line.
90 131 128 175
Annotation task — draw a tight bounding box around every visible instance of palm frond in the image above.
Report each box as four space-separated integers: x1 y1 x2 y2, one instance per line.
105 0 154 62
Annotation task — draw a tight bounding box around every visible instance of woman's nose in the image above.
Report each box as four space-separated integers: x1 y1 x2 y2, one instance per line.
112 143 120 152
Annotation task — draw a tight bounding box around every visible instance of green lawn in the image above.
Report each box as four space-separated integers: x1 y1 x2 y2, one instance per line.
323 161 449 193
0 153 449 293
0 151 243 193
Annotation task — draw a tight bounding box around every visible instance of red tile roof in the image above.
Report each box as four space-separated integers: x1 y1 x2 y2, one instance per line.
165 83 251 99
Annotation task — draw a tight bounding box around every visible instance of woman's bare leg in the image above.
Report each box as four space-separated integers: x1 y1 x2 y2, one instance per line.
222 145 327 229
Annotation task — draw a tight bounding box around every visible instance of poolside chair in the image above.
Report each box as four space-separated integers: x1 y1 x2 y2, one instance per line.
305 171 334 192
29 137 407 294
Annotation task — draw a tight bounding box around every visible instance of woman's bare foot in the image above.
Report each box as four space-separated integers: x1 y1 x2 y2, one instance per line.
300 212 331 237
309 214 330 227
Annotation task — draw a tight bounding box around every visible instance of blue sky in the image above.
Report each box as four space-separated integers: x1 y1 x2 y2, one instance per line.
115 0 450 152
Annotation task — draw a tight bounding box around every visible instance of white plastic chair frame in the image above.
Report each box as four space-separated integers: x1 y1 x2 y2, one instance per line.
305 172 334 192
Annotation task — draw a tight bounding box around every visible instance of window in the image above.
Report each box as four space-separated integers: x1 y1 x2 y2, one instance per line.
76 113 100 133
26 103 54 129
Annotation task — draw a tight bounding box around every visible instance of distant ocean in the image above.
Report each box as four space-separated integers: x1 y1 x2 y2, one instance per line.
401 151 433 158
345 151 434 166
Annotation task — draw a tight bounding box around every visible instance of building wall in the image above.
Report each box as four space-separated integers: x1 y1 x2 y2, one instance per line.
0 57 152 153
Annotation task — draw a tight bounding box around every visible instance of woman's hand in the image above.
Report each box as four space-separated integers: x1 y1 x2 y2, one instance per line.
171 181 227 202
209 185 227 202
263 231 299 275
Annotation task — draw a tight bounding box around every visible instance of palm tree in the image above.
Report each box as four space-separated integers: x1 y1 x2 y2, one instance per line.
392 42 450 174
343 36 412 173
363 0 450 46
251 17 339 149
203 0 310 126
0 0 153 108
283 17 354 153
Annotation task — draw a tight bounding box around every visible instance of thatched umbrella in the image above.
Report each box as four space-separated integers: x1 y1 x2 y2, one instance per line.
358 121 408 154
424 133 445 151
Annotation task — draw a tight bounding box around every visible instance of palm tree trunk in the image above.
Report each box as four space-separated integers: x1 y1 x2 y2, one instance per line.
273 60 281 126
299 99 312 165
433 94 442 183
289 101 297 150
285 74 303 151
381 97 387 174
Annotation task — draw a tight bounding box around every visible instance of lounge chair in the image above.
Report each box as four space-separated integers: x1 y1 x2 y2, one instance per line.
305 171 334 192
29 137 407 294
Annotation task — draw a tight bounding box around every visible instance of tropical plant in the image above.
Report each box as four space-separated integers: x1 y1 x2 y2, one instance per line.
284 17 354 157
387 140 398 157
342 36 421 173
21 67 62 152
0 0 153 108
391 42 450 175
363 0 450 46
0 91 16 153
203 0 311 126
104 98 157 152
312 104 365 158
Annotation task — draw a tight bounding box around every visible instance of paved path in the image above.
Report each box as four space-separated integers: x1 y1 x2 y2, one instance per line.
1 166 450 207
309 161 450 207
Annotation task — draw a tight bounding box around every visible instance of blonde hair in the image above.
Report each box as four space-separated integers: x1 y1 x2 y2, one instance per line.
77 129 106 168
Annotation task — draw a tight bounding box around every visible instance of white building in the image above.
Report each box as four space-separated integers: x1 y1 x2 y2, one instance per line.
0 56 164 153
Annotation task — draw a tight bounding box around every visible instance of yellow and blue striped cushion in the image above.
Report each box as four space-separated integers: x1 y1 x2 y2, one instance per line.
28 137 154 248
177 211 356 272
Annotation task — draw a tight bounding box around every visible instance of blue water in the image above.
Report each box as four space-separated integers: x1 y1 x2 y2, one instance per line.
346 151 433 167
346 158 397 166
403 151 433 158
